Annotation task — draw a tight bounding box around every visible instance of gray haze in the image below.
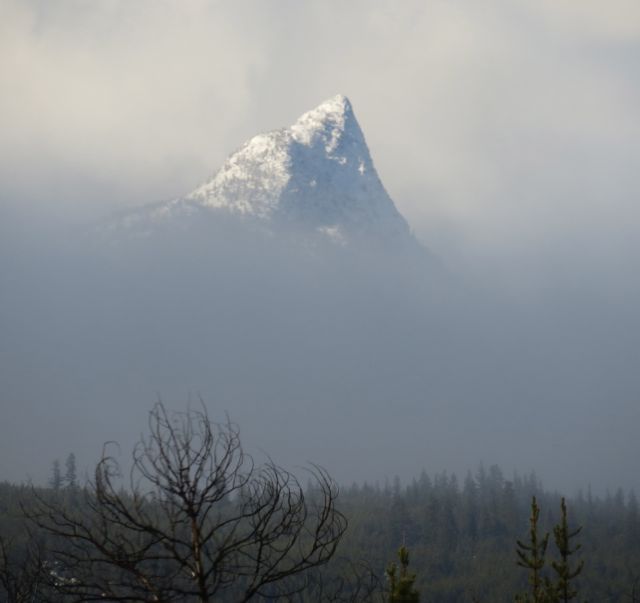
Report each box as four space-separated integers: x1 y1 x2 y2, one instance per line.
1 1 639 494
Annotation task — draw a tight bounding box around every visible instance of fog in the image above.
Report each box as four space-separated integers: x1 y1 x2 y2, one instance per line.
2 214 639 494
1 0 639 494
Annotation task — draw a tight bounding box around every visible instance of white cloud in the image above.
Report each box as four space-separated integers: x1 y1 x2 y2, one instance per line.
535 0 640 41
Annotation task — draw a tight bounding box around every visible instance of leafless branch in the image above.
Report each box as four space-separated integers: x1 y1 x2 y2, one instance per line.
23 402 346 602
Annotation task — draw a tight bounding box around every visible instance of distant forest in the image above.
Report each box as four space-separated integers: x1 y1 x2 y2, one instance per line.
1 408 639 601
331 467 640 601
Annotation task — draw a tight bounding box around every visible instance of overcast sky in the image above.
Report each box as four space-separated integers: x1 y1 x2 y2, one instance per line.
2 0 639 274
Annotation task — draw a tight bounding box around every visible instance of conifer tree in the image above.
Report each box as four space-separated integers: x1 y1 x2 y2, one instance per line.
387 546 420 602
49 459 62 490
64 452 77 488
516 496 550 603
550 497 583 602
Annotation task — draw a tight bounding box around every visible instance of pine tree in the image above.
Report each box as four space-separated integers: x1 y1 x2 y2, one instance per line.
516 496 550 603
64 452 77 488
387 546 420 602
49 459 62 490
550 497 583 602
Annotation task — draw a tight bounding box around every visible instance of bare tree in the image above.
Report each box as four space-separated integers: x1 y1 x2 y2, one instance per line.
24 403 347 602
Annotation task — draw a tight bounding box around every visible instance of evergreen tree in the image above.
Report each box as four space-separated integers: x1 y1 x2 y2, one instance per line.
64 452 77 488
516 496 550 603
550 498 583 602
387 546 420 602
49 459 62 490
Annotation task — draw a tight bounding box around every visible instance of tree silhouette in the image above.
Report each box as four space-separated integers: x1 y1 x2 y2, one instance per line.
24 402 347 602
64 453 77 489
49 459 62 491
550 497 583 602
516 496 584 603
516 496 550 603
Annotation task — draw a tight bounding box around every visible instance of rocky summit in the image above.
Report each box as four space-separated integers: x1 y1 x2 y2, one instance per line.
108 95 417 249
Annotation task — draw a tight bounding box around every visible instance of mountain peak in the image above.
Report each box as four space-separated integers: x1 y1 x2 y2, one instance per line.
118 96 416 248
305 93 353 119
290 94 358 153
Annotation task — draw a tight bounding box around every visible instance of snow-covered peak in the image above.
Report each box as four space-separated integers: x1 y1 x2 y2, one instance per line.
104 96 417 249
183 95 412 245
290 94 354 151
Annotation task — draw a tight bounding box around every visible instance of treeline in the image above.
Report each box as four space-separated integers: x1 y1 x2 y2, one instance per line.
329 466 640 601
1 469 639 601
1 404 639 602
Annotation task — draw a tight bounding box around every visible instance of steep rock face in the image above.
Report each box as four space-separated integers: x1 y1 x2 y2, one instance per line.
106 95 417 249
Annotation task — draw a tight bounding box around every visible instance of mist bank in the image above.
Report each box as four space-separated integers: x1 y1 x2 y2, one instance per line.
1 213 639 494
